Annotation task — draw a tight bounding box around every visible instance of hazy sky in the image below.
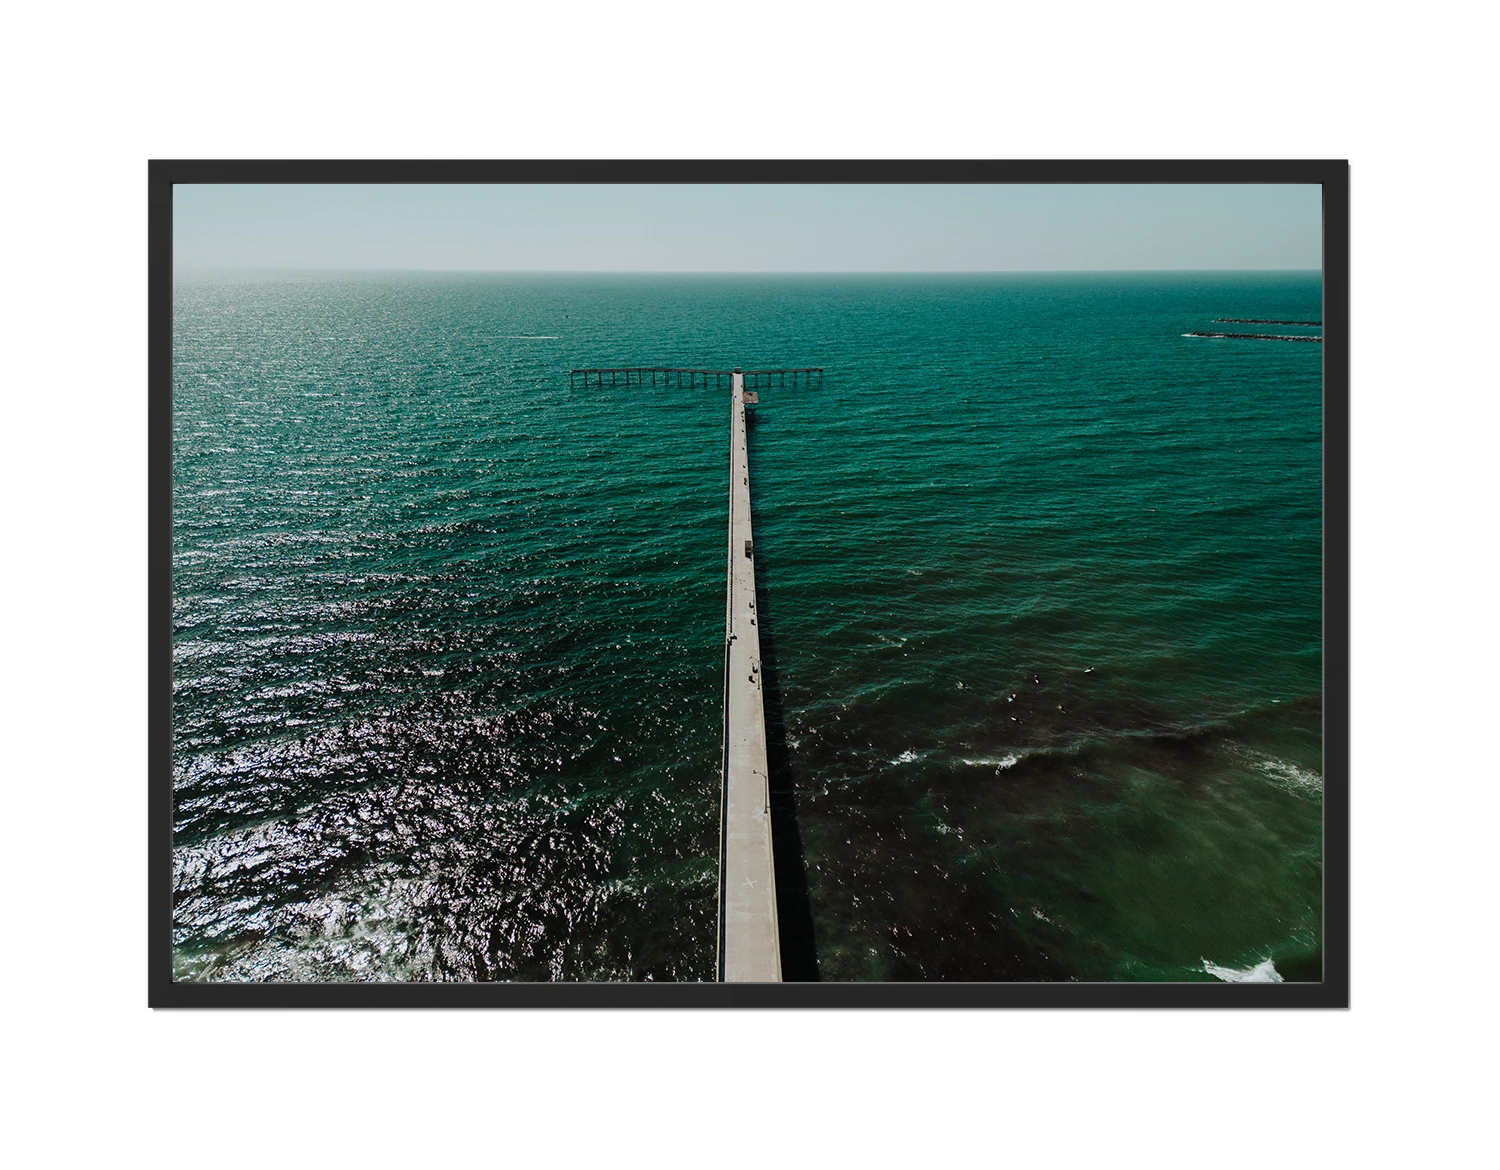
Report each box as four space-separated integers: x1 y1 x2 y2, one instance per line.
174 184 1321 272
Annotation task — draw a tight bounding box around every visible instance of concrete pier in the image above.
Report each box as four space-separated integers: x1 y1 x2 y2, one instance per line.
568 366 822 390
717 369 781 982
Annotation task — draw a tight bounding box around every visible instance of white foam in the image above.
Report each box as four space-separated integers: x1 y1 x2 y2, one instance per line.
894 749 920 764
960 752 1022 770
1202 956 1283 983
1257 755 1322 794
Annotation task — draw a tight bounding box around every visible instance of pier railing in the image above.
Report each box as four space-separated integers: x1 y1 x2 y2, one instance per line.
569 367 823 389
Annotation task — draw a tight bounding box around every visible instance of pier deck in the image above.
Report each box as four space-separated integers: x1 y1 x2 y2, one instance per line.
718 370 781 982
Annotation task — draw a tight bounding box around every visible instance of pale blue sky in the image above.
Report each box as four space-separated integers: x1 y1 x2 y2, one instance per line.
174 184 1321 272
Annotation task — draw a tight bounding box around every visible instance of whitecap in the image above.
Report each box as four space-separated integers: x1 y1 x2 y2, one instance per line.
1203 956 1283 983
894 749 920 764
961 752 1022 770
1256 755 1322 794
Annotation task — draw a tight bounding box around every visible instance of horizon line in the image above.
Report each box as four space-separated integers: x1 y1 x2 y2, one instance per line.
173 266 1323 275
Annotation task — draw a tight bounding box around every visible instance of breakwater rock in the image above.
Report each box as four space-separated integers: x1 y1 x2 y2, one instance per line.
1213 318 1321 326
1187 331 1322 342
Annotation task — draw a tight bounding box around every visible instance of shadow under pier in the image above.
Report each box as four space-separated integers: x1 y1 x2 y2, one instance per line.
746 466 820 981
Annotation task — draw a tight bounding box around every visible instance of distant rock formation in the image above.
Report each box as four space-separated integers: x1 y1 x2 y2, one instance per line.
1187 331 1322 342
1213 318 1321 326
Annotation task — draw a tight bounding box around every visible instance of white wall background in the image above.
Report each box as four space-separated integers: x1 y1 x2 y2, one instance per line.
0 2 1493 1165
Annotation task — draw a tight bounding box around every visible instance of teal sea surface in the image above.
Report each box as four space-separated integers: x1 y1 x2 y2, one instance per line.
172 272 1323 982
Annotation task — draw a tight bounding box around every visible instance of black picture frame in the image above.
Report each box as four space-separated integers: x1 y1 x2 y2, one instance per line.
150 159 1349 1007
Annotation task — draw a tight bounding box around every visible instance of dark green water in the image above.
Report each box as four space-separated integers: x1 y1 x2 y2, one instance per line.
172 272 1322 982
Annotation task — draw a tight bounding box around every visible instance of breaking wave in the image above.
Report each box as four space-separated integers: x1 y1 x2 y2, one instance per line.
1202 956 1283 983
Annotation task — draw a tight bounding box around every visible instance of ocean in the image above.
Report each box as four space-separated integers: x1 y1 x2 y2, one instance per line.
171 271 1323 982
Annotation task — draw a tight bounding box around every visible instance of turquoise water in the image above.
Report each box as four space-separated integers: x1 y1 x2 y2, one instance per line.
172 272 1322 982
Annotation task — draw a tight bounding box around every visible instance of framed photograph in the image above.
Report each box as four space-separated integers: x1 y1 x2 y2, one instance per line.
150 160 1348 1006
